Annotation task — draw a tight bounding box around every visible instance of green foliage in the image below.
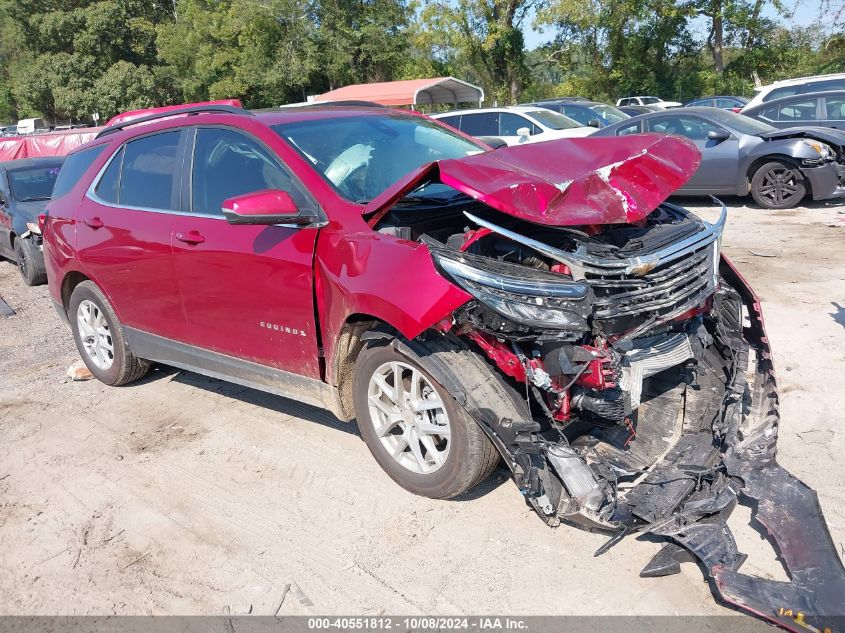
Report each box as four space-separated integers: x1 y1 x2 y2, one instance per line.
0 0 839 123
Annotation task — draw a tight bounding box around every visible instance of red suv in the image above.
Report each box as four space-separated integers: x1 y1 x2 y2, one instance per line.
43 104 843 627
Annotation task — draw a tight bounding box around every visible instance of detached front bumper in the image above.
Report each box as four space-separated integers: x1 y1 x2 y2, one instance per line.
630 262 845 632
803 160 845 200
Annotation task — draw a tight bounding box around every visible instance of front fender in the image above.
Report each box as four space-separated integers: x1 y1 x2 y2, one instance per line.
315 226 470 385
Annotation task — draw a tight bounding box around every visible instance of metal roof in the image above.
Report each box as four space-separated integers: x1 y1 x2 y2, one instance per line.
314 77 484 107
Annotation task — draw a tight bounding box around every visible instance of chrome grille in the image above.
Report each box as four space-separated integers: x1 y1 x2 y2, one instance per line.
589 242 717 321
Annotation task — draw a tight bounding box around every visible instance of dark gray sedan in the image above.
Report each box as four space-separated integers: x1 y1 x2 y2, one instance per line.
592 107 845 208
0 157 64 285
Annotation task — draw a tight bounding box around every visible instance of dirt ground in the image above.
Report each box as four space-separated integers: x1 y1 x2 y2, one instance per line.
0 198 843 618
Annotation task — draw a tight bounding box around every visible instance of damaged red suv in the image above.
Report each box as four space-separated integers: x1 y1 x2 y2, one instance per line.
44 104 844 629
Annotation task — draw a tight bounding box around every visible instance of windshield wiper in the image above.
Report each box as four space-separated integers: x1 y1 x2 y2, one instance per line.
18 196 51 202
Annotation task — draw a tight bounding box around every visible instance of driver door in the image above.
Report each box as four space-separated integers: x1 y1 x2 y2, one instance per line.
647 114 739 190
171 126 322 377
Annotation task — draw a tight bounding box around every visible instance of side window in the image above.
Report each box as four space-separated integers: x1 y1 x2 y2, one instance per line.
560 106 591 125
437 115 461 129
764 86 801 102
775 98 817 121
191 127 313 216
616 121 642 136
649 115 721 141
95 146 123 204
812 79 845 91
825 96 845 120
499 113 532 136
119 131 181 210
459 113 498 136
715 98 736 109
53 144 106 200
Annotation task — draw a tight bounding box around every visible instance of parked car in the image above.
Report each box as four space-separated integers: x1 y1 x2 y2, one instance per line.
42 103 844 630
16 118 48 135
740 90 845 130
0 157 64 285
617 104 661 116
593 107 845 208
616 96 682 108
743 72 845 110
432 106 593 144
525 99 630 128
684 95 748 112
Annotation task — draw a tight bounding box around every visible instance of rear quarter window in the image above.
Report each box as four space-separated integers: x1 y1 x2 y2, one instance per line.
52 144 107 200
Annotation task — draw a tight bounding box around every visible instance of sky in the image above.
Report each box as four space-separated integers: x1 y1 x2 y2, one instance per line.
522 0 824 50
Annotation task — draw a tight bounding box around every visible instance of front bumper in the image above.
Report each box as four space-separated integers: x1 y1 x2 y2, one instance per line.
802 161 845 200
629 262 845 631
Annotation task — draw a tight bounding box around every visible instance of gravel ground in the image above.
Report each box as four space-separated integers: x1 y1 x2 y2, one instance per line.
0 197 843 618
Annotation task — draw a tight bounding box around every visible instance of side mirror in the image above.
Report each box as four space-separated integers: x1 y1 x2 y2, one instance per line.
707 129 731 142
517 127 531 141
588 119 602 128
221 189 314 226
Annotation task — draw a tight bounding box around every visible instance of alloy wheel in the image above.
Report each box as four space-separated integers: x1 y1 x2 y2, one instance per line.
367 361 451 474
76 299 115 369
756 165 803 207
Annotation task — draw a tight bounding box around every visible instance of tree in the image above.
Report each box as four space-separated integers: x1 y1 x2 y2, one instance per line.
418 0 535 103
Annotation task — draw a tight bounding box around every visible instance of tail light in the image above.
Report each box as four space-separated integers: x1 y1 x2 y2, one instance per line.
731 107 742 113
37 213 47 232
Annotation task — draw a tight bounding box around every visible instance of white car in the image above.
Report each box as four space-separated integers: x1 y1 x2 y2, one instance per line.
432 106 594 145
742 73 845 111
616 96 682 109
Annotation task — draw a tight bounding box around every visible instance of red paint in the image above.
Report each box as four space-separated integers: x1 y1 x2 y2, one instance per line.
574 345 617 391
365 134 701 227
222 189 298 217
463 330 526 383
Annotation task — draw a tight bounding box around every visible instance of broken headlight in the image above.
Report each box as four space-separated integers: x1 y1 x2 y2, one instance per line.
801 140 835 165
432 251 591 330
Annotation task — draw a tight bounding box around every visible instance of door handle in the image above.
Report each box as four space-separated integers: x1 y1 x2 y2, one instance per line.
175 230 205 245
83 216 104 229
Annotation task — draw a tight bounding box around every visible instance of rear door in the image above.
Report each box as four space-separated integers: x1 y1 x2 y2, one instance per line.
820 94 845 129
76 130 188 342
171 125 322 377
646 114 739 190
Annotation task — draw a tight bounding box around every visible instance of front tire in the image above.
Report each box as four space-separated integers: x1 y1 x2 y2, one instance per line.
750 160 807 209
353 340 499 499
68 281 149 386
14 237 46 286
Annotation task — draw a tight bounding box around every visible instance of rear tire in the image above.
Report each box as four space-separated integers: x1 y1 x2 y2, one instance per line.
14 237 46 286
750 160 807 209
353 340 500 499
68 281 149 386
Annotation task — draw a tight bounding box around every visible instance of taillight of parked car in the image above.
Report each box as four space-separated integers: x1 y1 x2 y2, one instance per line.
37 213 47 233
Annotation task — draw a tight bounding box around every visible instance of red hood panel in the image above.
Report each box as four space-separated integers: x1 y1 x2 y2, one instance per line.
365 134 701 227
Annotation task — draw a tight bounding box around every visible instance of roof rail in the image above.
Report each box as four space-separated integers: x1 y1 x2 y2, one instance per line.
95 104 252 139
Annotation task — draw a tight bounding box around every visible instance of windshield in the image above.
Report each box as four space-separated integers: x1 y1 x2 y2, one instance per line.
273 115 484 203
641 97 661 104
8 165 61 201
526 110 582 130
590 104 629 123
708 109 775 134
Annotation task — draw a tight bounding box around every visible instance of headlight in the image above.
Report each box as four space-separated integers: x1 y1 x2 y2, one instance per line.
431 250 592 330
802 140 834 161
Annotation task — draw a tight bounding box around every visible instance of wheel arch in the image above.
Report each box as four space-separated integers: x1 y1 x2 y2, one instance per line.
328 313 398 421
745 154 812 197
60 270 92 311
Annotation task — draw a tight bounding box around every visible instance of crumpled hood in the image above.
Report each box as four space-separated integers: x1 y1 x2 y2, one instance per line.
364 134 701 226
758 126 845 146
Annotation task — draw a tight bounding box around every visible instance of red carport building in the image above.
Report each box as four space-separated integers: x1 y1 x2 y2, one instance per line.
314 77 484 108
